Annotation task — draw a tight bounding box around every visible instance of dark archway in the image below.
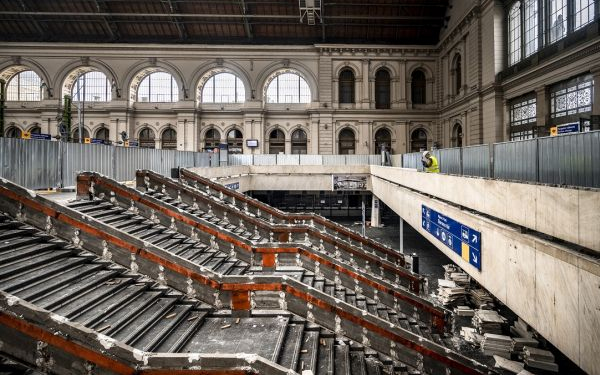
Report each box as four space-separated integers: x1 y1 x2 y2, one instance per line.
269 129 285 154
338 128 356 155
410 128 428 152
374 128 392 153
375 69 391 109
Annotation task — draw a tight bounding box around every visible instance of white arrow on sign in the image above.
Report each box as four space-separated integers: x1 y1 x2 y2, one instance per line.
471 234 478 243
472 254 478 264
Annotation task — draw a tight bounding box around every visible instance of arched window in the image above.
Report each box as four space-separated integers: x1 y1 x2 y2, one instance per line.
452 55 462 95
139 128 156 148
266 72 311 103
338 128 355 155
411 70 426 105
201 73 245 103
7 71 42 101
95 127 109 141
227 129 243 154
410 129 428 152
339 69 355 104
269 129 286 154
72 127 90 143
375 69 390 109
161 128 177 150
374 128 392 154
291 129 308 154
204 129 221 150
29 126 41 134
72 71 111 102
451 124 463 148
137 72 179 103
5 127 22 138
508 2 522 66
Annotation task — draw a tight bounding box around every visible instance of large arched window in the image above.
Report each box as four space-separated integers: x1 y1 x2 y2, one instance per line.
411 70 426 105
338 128 356 155
374 128 391 153
72 127 90 143
339 69 355 104
291 129 308 154
95 127 110 141
161 128 177 150
5 127 22 138
72 71 111 102
137 72 179 103
410 129 428 152
139 128 156 148
452 55 462 95
201 73 245 103
227 129 243 154
7 71 42 101
524 0 538 57
266 72 311 103
269 129 285 154
451 124 463 148
204 129 221 150
508 2 522 66
375 69 390 109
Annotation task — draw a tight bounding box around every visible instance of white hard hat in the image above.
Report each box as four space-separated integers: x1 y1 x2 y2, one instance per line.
422 151 430 157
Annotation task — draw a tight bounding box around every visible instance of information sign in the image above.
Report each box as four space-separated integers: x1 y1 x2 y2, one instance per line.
422 205 482 270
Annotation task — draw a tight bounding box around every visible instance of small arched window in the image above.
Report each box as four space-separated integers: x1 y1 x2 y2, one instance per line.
411 70 426 105
452 55 462 95
139 128 156 149
29 126 41 134
161 128 177 150
72 71 111 102
72 127 90 143
339 69 355 104
374 128 392 154
5 127 22 138
137 72 179 103
375 69 391 109
269 129 286 154
95 128 110 141
204 129 221 150
338 128 356 155
227 129 243 154
266 72 311 103
451 123 463 148
202 73 245 103
410 129 428 152
7 70 42 101
291 129 308 154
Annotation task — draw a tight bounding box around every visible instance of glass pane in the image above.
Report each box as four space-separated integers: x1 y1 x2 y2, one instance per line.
549 0 567 43
266 73 311 104
524 0 538 57
575 0 595 30
138 72 178 103
73 71 111 102
7 70 42 101
508 2 522 65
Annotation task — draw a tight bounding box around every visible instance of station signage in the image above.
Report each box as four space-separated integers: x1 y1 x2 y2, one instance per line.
422 205 482 270
224 182 240 190
551 122 580 136
22 132 51 140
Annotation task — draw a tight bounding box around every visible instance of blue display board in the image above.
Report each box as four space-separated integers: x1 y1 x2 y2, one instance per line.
421 205 481 270
557 123 579 134
224 182 239 190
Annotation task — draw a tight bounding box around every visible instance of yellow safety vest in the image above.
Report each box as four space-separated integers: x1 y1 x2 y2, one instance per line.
426 155 439 173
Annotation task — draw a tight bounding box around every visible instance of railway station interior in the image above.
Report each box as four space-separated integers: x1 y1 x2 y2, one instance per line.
0 1 599 375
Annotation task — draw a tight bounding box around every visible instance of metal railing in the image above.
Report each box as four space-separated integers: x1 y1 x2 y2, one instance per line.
401 130 600 188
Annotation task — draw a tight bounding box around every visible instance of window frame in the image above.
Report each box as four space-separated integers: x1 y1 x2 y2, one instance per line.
137 72 179 103
201 72 245 104
265 72 311 104
6 70 42 102
509 93 537 141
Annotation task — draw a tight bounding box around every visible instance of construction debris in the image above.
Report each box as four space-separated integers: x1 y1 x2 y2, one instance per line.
454 305 475 317
472 309 507 335
493 355 525 373
511 317 534 339
468 288 494 309
481 333 512 359
511 337 539 353
460 327 482 346
523 346 558 373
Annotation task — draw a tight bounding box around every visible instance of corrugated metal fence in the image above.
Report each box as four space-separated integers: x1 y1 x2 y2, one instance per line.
401 131 600 188
228 154 382 166
0 138 213 189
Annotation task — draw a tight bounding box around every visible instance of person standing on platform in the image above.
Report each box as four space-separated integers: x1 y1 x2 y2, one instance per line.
421 150 439 173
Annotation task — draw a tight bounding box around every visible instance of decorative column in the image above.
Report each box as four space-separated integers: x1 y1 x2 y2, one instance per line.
332 77 339 109
397 60 407 110
361 59 370 109
535 86 549 136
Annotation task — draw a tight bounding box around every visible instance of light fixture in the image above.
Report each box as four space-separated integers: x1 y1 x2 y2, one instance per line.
299 0 321 25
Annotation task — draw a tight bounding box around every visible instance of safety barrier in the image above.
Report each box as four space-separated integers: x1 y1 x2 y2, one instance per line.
402 130 600 188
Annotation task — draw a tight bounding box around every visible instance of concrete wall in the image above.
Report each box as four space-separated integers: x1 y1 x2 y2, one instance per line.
370 166 600 253
370 174 600 375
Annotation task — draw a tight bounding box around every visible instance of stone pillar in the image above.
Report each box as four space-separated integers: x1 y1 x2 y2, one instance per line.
398 60 407 109
591 68 600 130
354 74 362 106
361 59 370 109
332 78 339 109
370 195 381 228
395 120 408 154
536 86 549 136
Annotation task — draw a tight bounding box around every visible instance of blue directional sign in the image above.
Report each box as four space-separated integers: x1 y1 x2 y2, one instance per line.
557 123 579 135
421 205 482 270
30 133 52 140
224 182 239 190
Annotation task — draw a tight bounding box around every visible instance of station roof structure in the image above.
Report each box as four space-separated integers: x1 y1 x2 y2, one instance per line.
0 0 450 45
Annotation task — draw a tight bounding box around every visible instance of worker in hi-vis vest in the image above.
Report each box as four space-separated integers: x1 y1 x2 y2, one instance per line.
421 150 440 173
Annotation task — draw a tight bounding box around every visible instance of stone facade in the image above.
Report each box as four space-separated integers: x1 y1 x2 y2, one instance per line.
1 0 598 154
